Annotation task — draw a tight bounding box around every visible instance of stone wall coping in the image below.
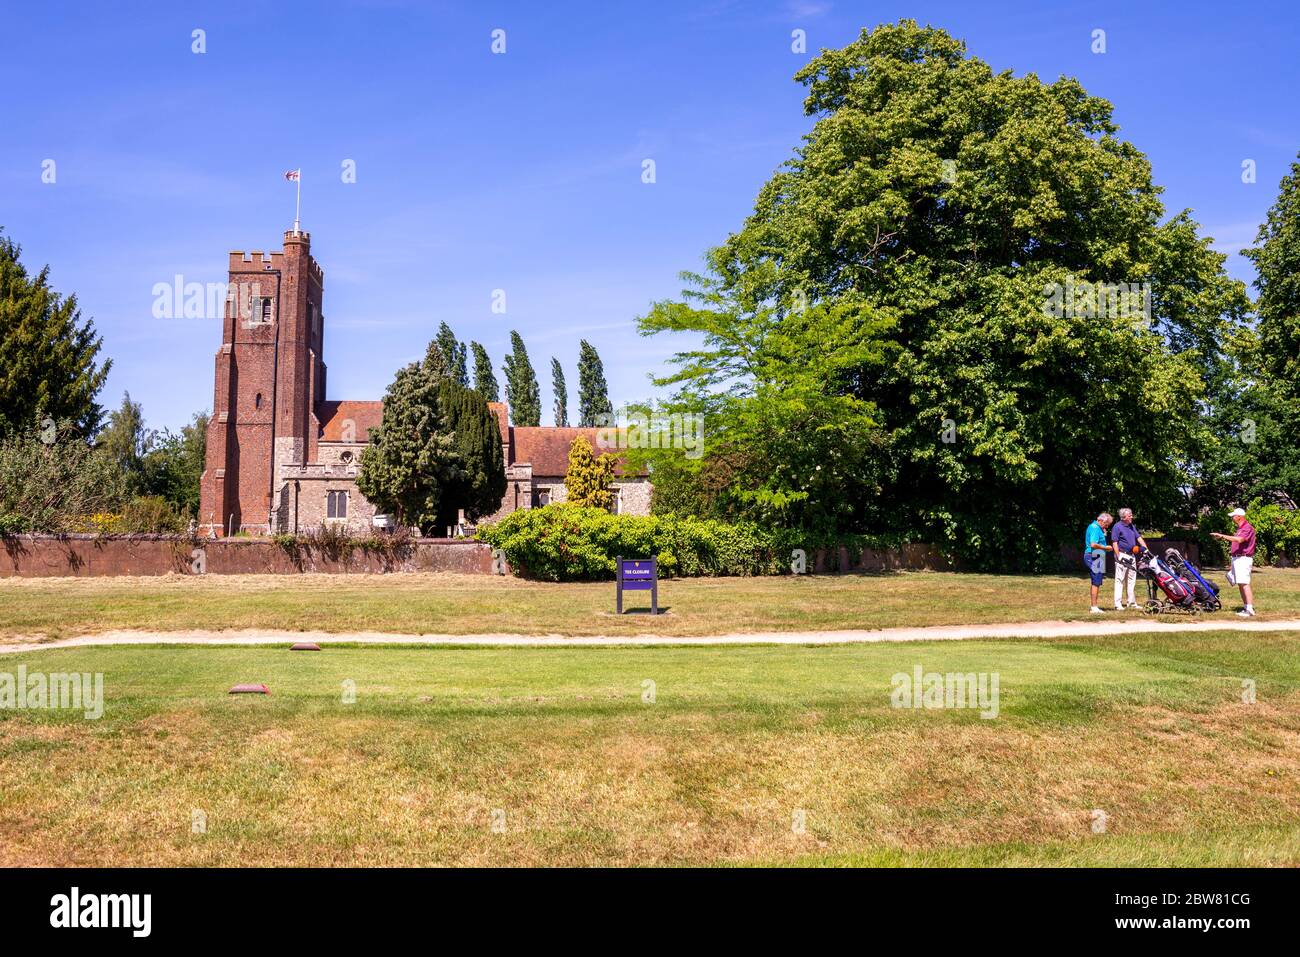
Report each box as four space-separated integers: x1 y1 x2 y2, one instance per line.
1 533 483 545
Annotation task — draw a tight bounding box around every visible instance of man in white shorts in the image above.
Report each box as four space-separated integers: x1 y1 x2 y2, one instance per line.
1211 508 1257 617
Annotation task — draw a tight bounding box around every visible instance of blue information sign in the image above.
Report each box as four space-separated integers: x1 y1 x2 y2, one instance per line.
616 556 659 614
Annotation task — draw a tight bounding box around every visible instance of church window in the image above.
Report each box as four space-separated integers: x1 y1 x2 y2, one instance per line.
327 490 348 519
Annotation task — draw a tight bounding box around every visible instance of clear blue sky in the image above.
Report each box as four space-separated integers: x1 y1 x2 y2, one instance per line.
2 0 1297 432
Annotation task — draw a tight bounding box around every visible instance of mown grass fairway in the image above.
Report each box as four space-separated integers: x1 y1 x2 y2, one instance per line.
2 632 1298 866
4 567 1300 640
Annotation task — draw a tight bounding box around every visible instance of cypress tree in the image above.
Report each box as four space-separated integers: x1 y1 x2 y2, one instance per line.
502 330 541 427
470 341 500 402
356 344 461 532
435 379 507 528
0 229 111 439
551 357 569 427
577 339 613 427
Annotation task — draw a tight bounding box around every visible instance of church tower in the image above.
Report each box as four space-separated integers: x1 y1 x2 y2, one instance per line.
198 229 326 536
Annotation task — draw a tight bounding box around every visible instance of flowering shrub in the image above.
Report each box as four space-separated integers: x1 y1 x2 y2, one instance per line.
71 512 125 535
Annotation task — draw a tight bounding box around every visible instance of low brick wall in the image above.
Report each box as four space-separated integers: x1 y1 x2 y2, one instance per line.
814 544 960 573
0 534 1211 579
0 535 494 578
1057 538 1203 574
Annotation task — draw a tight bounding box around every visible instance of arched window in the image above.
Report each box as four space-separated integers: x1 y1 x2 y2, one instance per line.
254 393 263 410
327 490 348 520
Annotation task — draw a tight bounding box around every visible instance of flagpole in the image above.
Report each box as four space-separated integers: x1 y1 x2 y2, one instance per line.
294 169 301 233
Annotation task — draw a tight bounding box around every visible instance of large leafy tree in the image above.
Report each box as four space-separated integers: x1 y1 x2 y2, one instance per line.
502 330 541 427
1228 152 1300 507
551 357 569 427
356 343 462 531
470 341 500 402
0 229 111 439
98 392 151 492
577 339 613 427
638 20 1247 568
142 411 209 517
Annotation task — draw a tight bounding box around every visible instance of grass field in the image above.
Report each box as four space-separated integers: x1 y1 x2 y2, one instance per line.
3 567 1300 640
2 631 1298 866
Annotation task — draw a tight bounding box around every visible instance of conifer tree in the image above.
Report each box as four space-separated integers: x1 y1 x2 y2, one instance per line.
0 229 111 439
435 378 507 529
356 343 462 531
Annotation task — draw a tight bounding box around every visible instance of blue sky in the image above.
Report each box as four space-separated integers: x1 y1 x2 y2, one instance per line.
2 0 1297 432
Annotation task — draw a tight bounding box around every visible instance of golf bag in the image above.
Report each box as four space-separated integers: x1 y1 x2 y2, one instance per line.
1137 549 1197 613
1163 547 1222 612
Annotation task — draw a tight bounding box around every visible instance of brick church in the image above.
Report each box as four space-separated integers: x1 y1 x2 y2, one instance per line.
198 229 650 537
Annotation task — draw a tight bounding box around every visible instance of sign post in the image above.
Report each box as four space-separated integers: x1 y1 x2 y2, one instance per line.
616 555 658 615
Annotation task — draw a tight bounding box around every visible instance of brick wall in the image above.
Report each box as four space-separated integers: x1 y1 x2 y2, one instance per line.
0 535 493 577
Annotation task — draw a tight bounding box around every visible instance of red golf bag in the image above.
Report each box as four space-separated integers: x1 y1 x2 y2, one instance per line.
1140 551 1196 609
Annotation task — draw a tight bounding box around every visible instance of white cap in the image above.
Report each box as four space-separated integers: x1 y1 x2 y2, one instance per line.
1229 508 1246 517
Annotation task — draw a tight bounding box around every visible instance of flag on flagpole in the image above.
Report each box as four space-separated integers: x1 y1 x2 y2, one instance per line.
284 169 302 231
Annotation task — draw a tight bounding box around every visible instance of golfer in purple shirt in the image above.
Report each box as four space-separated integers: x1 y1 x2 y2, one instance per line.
1110 508 1149 609
1212 509 1257 616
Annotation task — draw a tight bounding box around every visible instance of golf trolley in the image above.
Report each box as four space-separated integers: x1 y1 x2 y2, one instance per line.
1137 546 1222 616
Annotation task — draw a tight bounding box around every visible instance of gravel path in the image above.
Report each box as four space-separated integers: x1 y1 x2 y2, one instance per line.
3 617 1300 654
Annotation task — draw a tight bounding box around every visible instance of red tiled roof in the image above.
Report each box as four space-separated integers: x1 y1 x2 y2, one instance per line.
511 426 635 478
316 399 640 478
318 400 384 442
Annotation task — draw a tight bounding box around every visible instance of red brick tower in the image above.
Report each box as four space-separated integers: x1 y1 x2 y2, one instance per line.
198 229 326 536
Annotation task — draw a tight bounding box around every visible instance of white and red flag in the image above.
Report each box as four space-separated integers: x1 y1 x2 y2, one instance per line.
285 169 303 230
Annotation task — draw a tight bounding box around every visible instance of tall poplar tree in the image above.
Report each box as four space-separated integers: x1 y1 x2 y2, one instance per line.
577 339 613 427
551 357 569 427
470 341 500 402
435 322 468 387
502 330 541 427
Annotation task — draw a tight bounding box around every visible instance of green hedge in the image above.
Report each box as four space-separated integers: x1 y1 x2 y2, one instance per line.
477 505 889 581
1190 501 1300 567
1244 501 1300 565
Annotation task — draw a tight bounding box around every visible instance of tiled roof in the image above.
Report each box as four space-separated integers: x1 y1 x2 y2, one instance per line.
511 426 635 478
316 399 640 479
318 400 384 442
